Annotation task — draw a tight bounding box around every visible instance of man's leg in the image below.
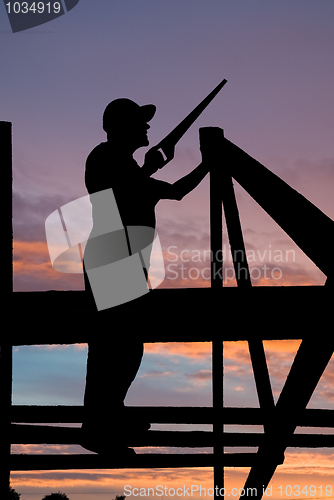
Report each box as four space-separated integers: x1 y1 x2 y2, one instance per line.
81 267 151 452
83 337 144 418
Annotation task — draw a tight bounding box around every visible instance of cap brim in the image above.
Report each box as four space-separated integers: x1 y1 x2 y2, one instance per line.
141 104 156 122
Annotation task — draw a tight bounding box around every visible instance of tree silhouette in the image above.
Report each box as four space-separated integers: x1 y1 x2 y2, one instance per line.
8 487 20 500
41 493 70 500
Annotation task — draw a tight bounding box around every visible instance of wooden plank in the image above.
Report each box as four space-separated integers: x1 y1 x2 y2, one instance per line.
10 425 334 448
242 338 334 500
5 120 12 294
212 339 224 497
0 344 12 499
248 340 275 431
221 172 251 288
218 156 275 433
11 406 334 427
10 452 255 471
207 128 224 288
224 138 334 279
1 120 12 500
9 288 332 345
205 125 225 499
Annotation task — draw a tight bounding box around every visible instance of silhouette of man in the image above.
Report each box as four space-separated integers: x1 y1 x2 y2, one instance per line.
81 98 211 455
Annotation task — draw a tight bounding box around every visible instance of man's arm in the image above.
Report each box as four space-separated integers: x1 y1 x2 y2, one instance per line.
149 162 210 201
143 126 222 199
169 162 210 200
171 127 224 200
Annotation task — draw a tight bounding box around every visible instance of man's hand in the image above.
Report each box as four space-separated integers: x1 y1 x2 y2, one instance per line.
142 148 166 176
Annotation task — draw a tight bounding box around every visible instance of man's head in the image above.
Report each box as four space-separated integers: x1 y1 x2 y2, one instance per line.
103 98 156 151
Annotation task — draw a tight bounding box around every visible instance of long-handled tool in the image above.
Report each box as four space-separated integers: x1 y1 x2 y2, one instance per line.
149 78 227 168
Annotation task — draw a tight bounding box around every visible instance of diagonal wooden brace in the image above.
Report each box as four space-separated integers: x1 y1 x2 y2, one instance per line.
241 337 334 500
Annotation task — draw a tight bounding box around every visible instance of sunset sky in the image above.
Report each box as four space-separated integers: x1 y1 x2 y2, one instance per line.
4 0 334 499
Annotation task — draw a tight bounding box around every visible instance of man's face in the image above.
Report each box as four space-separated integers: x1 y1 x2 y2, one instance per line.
129 116 150 149
109 114 150 152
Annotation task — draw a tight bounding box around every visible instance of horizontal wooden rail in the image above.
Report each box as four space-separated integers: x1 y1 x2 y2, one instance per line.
9 287 331 345
10 452 255 471
10 424 334 448
11 406 334 427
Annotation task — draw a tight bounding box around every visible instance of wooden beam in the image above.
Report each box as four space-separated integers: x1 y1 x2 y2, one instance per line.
10 452 255 471
221 170 251 288
10 425 334 448
8 288 332 346
248 340 275 432
218 149 276 435
11 405 334 427
212 340 224 498
0 344 12 499
224 138 334 278
205 127 224 288
5 120 13 294
242 338 334 500
1 120 12 500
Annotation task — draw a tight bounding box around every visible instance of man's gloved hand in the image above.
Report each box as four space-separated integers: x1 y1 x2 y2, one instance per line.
142 147 166 176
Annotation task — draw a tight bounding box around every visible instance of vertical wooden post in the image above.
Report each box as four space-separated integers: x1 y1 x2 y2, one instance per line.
204 126 225 498
0 345 12 498
212 339 224 499
218 139 276 437
208 128 224 288
1 121 13 497
4 121 13 293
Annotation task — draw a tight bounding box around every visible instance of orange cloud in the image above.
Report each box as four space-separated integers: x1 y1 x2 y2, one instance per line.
13 239 84 290
145 342 212 360
144 340 302 361
10 450 334 500
13 240 52 273
18 340 303 360
13 238 323 292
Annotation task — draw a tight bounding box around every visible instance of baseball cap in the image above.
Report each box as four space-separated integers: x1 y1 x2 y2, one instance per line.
103 98 156 132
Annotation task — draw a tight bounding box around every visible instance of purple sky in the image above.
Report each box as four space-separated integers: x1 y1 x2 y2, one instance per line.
5 1 334 499
6 0 334 290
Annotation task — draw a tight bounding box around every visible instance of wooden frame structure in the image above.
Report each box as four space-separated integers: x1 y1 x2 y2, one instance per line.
3 121 334 499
